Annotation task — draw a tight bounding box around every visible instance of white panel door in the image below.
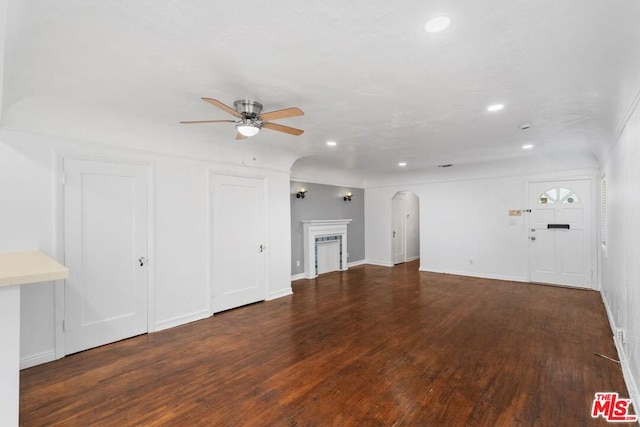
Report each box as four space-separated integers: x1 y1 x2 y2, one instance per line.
529 179 593 288
392 194 405 264
64 159 148 355
212 175 266 313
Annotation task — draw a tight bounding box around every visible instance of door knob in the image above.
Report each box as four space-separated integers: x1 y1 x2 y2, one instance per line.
138 256 148 266
531 228 536 232
393 230 396 238
530 236 536 241
259 244 265 253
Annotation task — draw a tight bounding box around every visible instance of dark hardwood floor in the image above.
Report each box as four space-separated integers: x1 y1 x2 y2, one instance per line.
20 261 632 426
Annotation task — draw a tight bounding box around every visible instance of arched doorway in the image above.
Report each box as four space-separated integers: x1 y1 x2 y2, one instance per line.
391 191 420 265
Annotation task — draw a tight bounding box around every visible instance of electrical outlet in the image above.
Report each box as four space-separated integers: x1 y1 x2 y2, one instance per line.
616 328 625 344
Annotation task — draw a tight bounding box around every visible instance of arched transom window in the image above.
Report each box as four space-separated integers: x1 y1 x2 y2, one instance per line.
538 187 580 204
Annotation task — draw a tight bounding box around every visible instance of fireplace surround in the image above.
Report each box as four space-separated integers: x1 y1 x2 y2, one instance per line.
301 219 352 279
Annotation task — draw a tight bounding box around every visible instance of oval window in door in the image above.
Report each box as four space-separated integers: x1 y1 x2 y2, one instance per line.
538 187 580 204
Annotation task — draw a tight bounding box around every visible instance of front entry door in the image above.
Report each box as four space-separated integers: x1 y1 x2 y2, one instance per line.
211 175 266 313
63 159 149 355
528 179 593 288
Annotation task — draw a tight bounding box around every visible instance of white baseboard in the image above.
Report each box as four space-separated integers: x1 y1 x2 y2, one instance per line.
268 288 293 300
601 292 640 418
291 257 390 282
365 259 394 267
347 259 367 268
20 349 56 370
405 255 420 262
154 309 211 332
418 268 528 283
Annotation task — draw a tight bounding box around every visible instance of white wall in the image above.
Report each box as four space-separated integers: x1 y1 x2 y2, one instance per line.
600 99 640 408
152 157 210 329
0 287 20 426
291 157 366 188
0 0 7 123
0 137 57 366
420 177 528 281
365 156 600 282
368 178 528 280
0 129 292 368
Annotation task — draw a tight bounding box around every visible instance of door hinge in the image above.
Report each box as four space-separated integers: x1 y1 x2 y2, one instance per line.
62 319 65 332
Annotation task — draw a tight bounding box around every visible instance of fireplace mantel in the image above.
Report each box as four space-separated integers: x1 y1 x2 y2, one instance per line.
302 219 352 279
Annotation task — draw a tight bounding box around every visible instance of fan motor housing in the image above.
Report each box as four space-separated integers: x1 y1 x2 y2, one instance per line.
234 100 263 119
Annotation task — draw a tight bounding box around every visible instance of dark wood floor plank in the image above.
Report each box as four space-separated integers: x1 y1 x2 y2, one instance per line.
20 261 632 426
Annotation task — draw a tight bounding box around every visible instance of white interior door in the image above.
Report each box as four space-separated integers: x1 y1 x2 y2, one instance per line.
529 179 593 288
392 194 406 264
64 159 148 355
212 175 266 313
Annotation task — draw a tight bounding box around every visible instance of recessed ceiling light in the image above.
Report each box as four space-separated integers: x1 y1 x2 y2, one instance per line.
398 162 407 167
487 104 504 112
326 141 337 146
522 144 534 149
425 16 451 33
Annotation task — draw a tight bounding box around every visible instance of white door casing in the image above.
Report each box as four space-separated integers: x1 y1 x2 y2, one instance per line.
528 179 593 289
392 194 405 264
63 159 149 355
211 174 266 313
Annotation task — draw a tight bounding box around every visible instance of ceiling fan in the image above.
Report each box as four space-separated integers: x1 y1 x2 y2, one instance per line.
181 98 304 140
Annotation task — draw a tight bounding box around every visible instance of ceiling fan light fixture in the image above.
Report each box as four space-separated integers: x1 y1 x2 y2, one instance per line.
236 123 261 137
487 104 505 112
183 97 304 138
425 15 451 33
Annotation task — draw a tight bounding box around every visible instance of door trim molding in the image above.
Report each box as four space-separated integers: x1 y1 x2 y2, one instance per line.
55 153 154 360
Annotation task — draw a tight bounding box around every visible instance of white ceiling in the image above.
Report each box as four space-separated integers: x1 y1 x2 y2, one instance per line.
3 0 640 179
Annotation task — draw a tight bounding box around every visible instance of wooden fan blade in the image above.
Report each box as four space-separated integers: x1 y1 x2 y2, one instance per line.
235 132 248 140
259 107 304 122
180 119 236 124
202 98 242 118
262 122 304 136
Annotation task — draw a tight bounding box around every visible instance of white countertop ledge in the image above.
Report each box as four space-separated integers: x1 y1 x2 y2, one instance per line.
0 251 69 287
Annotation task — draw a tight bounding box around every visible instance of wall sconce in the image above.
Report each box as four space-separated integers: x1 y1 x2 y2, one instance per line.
343 192 353 202
296 189 307 199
